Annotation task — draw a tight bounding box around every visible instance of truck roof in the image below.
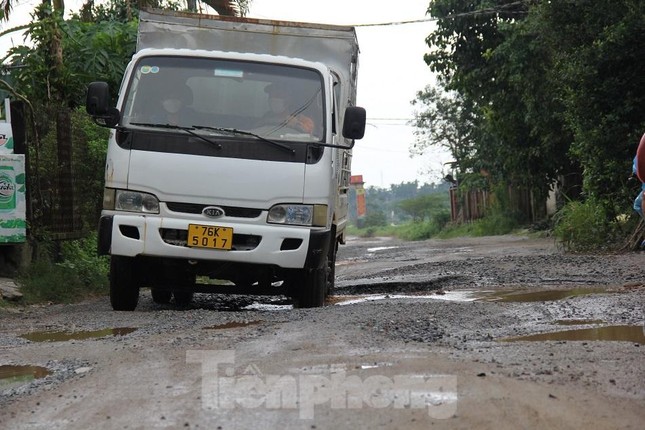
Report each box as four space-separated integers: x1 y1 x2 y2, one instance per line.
137 9 360 102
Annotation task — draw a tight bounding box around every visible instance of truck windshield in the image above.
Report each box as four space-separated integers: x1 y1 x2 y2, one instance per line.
121 56 325 142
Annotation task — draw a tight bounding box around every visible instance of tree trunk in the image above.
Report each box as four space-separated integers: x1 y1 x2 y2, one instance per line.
56 108 76 233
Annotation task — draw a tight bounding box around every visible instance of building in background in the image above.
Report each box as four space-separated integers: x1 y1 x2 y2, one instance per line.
349 175 366 227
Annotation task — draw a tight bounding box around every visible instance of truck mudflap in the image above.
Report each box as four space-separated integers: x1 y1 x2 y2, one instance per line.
98 215 113 255
304 230 332 270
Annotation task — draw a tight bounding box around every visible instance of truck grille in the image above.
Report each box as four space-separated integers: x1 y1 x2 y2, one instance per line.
166 202 263 218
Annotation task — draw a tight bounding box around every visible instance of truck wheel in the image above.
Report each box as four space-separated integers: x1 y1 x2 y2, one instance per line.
151 288 172 304
110 256 140 311
173 291 194 306
294 255 327 308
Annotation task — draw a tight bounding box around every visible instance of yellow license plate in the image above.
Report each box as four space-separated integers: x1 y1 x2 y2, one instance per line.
187 224 233 250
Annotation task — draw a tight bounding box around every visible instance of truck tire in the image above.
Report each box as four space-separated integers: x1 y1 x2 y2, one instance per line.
293 254 327 308
173 291 194 306
173 269 196 306
151 288 172 304
110 256 140 311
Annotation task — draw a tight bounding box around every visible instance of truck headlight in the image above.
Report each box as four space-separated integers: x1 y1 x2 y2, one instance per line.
104 188 160 214
267 204 327 227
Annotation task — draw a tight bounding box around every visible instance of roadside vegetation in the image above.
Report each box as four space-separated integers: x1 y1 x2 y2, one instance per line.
347 183 534 241
17 235 109 304
412 1 644 251
1 0 643 304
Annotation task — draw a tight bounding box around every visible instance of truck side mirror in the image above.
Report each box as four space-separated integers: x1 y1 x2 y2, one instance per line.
342 106 366 140
86 81 111 115
86 81 120 127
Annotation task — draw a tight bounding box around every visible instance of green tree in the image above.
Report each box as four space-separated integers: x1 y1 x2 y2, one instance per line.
410 84 476 178
419 0 644 229
398 194 449 222
529 0 645 216
422 0 564 201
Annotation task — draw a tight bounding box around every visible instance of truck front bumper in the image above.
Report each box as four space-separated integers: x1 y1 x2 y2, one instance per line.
98 214 330 269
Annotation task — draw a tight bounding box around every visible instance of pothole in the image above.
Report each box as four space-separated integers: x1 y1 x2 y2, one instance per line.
477 287 607 303
0 365 50 387
20 327 137 342
330 286 610 305
555 319 606 326
501 325 645 344
331 291 476 306
203 320 263 330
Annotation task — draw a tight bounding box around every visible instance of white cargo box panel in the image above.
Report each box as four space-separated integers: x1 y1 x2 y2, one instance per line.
137 9 360 101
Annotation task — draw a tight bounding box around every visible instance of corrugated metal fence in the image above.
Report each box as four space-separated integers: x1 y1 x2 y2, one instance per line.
449 185 545 223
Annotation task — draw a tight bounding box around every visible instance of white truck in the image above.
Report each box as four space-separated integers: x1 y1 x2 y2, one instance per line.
85 9 366 310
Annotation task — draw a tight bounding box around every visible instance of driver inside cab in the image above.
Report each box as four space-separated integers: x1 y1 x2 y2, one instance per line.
260 83 315 134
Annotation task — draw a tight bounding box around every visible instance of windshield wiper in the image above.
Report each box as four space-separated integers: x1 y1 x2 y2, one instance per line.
192 125 295 154
130 122 222 149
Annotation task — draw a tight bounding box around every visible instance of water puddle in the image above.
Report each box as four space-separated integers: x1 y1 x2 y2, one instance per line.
331 286 609 306
476 287 606 303
358 362 393 370
242 303 292 311
203 320 263 330
426 291 481 302
21 327 137 342
502 325 645 344
0 365 50 387
366 246 399 253
335 259 369 267
332 291 477 306
555 319 605 326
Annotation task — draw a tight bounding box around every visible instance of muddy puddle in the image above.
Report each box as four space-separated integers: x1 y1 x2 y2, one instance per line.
331 287 608 306
242 303 292 311
555 319 605 326
479 287 607 303
502 325 645 344
331 292 476 306
203 320 263 330
0 365 50 387
21 327 137 342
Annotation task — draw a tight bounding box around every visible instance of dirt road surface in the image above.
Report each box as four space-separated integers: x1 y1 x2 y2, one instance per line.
1 234 644 429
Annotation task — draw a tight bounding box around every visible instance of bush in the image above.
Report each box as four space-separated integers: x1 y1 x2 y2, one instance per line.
58 235 110 288
552 199 623 252
18 235 109 304
398 212 450 241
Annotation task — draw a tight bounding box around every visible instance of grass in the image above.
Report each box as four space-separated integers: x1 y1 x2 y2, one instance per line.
15 235 109 305
552 199 633 252
17 260 108 304
348 211 522 241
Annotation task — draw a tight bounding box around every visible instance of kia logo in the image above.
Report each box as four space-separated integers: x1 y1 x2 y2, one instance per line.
203 206 225 218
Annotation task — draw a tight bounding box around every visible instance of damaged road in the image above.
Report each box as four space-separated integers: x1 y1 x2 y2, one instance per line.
0 234 644 429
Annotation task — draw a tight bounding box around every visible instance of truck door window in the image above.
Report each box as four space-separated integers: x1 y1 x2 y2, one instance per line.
332 80 340 135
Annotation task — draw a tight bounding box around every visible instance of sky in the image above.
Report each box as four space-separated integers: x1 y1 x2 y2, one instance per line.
0 0 452 188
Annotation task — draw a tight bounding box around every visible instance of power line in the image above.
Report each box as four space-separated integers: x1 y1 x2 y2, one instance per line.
353 1 530 27
354 18 436 27
368 117 413 121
